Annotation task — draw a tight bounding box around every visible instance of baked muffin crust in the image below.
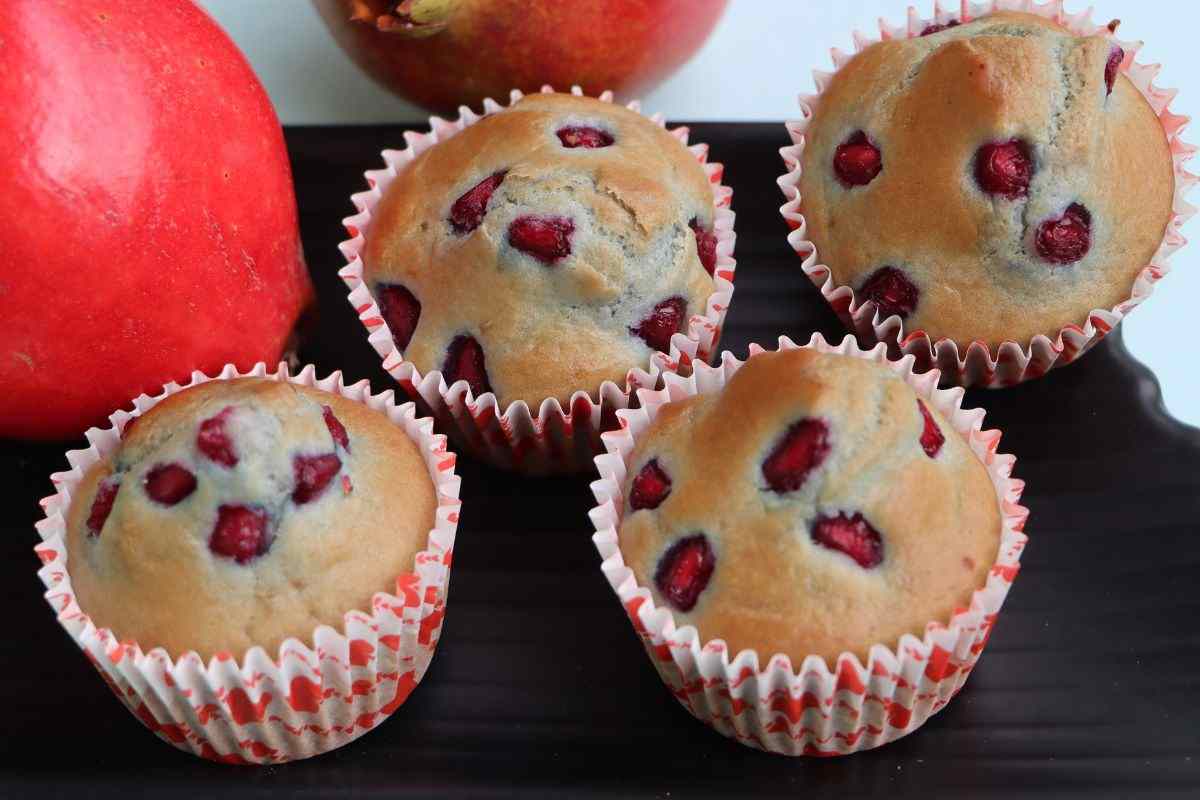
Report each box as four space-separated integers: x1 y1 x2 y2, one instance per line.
798 12 1173 347
365 92 717 407
618 349 1001 664
67 378 436 659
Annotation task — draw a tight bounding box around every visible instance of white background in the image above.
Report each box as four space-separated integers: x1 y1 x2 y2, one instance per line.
199 0 1199 426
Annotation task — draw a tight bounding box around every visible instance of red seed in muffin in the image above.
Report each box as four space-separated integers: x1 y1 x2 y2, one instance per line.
209 504 270 564
631 297 687 353
144 463 197 506
1035 203 1092 264
442 334 493 396
859 267 919 320
449 171 507 234
323 405 350 452
761 419 831 493
557 125 614 148
508 215 575 263
1105 46 1124 96
86 479 121 537
197 407 238 467
292 453 342 505
654 534 715 612
377 284 422 352
918 400 945 458
690 218 718 276
630 459 672 510
921 20 960 36
975 140 1033 199
811 512 883 569
834 131 882 187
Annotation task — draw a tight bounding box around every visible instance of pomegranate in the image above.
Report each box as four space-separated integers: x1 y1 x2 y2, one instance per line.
315 0 729 114
0 0 312 440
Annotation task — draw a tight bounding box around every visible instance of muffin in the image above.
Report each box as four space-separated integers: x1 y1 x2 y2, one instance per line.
616 347 1001 664
794 11 1175 351
361 91 720 408
65 377 437 659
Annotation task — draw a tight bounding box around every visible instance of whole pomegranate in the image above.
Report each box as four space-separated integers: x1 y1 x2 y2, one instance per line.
315 0 729 114
0 0 312 440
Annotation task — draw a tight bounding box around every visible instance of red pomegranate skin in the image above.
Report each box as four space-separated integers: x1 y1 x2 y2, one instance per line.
0 1 312 440
314 0 730 114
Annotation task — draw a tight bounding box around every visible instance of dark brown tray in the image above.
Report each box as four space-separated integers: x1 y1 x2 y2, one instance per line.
2 123 1199 798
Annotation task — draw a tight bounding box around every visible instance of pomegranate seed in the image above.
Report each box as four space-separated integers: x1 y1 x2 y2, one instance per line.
86 479 120 537
974 140 1032 199
377 283 421 351
630 459 672 510
292 453 342 505
322 405 350 451
1035 203 1092 264
508 215 575 264
197 406 237 467
209 505 270 564
630 297 687 353
761 418 831 493
690 218 718 276
654 534 715 612
920 20 959 36
556 125 614 148
917 399 945 458
1105 46 1124 96
859 266 919 320
144 463 197 506
811 512 883 569
834 131 882 187
443 335 492 396
449 171 506 233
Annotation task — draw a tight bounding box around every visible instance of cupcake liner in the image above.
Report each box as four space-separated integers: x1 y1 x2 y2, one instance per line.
588 333 1029 756
777 0 1197 387
339 84 737 474
33 363 462 764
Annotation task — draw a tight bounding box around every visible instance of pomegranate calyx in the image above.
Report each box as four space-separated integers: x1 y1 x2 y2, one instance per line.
349 0 457 37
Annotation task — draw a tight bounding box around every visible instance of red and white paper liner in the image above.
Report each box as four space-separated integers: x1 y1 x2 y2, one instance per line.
588 333 1029 756
778 0 1197 387
33 363 462 765
339 85 737 474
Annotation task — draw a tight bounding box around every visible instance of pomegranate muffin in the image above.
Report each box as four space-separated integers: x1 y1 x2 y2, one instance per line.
616 347 1001 664
362 91 720 408
795 11 1174 350
65 377 437 659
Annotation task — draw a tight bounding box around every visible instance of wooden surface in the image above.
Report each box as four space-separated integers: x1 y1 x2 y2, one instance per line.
2 123 1199 798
